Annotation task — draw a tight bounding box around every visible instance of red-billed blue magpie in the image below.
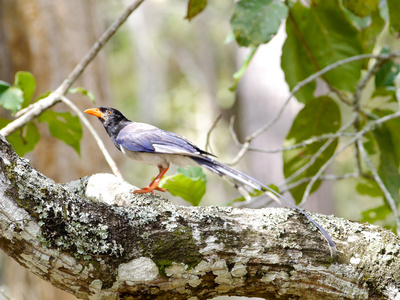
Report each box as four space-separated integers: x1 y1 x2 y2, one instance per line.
84 107 336 250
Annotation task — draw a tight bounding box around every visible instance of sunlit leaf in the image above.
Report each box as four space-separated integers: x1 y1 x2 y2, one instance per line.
186 0 207 21
283 96 341 203
231 0 288 47
0 119 40 156
38 110 83 155
14 71 36 108
159 167 206 206
0 81 24 113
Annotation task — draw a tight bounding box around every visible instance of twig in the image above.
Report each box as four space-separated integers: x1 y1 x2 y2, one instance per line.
234 131 355 154
299 109 400 206
60 96 123 179
228 51 400 165
281 118 355 186
280 173 360 192
357 139 400 235
205 114 222 153
352 56 391 177
0 0 145 137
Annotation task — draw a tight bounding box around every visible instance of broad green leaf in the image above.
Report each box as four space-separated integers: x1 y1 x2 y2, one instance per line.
14 71 36 108
281 1 363 103
373 109 400 168
69 87 95 102
176 166 207 181
159 167 206 206
342 0 378 18
375 48 400 88
373 125 400 205
283 96 341 203
0 119 40 156
361 204 392 223
356 178 383 197
387 0 400 35
38 110 83 155
0 81 24 113
185 0 207 21
231 0 288 47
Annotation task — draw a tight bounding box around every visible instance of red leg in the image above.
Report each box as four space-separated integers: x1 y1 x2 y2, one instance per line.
133 164 169 194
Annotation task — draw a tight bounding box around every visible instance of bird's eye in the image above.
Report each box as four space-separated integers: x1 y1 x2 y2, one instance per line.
107 111 111 115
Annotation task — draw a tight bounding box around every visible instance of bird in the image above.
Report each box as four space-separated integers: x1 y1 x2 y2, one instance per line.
84 107 336 251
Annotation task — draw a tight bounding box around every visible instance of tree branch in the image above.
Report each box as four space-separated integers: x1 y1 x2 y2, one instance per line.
1 134 400 299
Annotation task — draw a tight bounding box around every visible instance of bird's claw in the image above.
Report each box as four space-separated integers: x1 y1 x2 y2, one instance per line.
133 186 168 194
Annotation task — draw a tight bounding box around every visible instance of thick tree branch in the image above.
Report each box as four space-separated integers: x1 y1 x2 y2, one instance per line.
1 135 400 299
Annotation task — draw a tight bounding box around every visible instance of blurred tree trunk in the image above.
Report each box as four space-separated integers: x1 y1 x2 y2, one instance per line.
0 1 116 299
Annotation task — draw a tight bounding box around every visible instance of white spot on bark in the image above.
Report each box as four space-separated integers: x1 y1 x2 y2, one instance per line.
350 256 361 265
117 257 158 283
200 236 224 254
85 173 133 205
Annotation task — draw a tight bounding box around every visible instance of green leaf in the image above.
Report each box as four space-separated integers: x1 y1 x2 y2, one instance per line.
375 48 400 88
69 87 95 102
387 0 400 35
283 96 341 203
0 119 40 156
38 110 83 155
356 178 383 197
231 0 288 47
185 0 207 21
14 71 36 108
281 1 363 103
371 115 400 205
159 167 206 206
0 81 24 113
361 204 392 223
342 0 378 18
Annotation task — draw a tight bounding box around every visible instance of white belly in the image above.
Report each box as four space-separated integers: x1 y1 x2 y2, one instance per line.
121 147 198 168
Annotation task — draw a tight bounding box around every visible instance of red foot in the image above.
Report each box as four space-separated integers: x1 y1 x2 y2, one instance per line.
133 186 167 194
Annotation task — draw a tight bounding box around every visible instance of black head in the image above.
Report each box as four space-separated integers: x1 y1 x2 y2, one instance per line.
84 107 131 149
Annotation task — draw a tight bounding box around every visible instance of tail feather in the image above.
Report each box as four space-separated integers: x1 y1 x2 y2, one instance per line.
191 156 336 253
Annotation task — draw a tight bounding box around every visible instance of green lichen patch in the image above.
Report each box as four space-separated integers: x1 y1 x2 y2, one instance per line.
141 227 203 276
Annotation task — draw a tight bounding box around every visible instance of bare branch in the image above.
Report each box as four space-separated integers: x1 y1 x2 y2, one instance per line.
229 51 400 164
60 96 123 179
205 114 222 153
299 109 400 206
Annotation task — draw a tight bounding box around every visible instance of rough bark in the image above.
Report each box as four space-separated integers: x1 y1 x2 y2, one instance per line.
0 134 399 300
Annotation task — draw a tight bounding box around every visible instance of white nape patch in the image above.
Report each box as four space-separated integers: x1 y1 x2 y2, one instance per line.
85 173 133 205
117 257 158 283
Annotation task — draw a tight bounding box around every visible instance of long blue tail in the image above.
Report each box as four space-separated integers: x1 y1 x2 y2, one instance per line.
191 156 336 252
